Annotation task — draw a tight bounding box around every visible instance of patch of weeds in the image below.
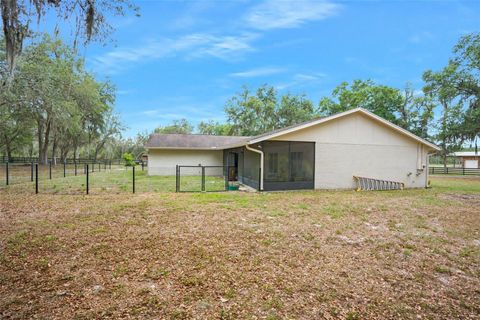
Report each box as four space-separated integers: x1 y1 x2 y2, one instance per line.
403 249 413 257
387 219 403 232
346 311 361 320
219 308 235 320
413 215 430 230
234 197 252 208
90 226 108 235
36 257 50 271
261 238 273 246
170 309 189 319
329 307 340 317
181 275 204 287
268 209 287 217
377 204 389 212
419 302 439 312
44 234 57 243
89 243 111 259
402 242 416 250
60 223 75 229
125 218 142 226
223 288 236 299
264 296 283 310
297 203 309 210
323 204 345 219
112 283 127 298
142 295 161 308
113 265 129 278
459 299 475 311
145 266 169 280
137 287 152 296
266 313 282 320
459 246 479 258
6 230 29 250
435 266 451 274
303 233 315 241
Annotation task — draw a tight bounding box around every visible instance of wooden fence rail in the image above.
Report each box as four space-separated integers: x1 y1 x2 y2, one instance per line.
429 167 480 176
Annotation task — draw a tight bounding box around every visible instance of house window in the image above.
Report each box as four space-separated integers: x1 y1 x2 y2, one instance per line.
290 152 303 179
268 153 278 175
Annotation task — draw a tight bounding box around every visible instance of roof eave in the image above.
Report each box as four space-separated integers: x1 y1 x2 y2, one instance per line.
246 108 441 151
146 146 223 151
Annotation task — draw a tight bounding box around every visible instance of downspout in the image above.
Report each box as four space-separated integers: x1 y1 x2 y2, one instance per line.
246 144 264 191
425 153 431 188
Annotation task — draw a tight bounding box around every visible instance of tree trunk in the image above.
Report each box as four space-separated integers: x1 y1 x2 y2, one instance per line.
3 133 12 160
73 144 78 161
37 120 45 164
51 133 57 165
442 101 448 170
38 117 51 165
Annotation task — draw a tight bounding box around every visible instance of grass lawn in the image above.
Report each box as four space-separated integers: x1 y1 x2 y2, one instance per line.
0 177 479 319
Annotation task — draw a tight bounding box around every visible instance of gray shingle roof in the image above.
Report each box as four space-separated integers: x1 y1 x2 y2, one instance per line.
146 134 250 149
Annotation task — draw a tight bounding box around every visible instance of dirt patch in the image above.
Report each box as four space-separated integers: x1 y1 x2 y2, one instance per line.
440 193 480 201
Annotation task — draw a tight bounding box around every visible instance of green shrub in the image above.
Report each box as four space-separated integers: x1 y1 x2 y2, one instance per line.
123 152 136 167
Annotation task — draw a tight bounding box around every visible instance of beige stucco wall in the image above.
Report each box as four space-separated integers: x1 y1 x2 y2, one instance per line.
147 149 223 175
273 112 431 189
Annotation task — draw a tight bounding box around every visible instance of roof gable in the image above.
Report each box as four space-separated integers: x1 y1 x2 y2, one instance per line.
247 108 440 151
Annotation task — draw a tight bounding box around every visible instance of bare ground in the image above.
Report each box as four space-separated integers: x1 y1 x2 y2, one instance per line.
0 177 479 319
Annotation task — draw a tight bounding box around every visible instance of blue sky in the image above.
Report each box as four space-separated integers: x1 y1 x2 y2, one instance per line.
52 0 480 137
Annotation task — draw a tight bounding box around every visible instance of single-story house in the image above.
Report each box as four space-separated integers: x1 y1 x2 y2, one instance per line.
146 108 440 191
451 151 480 169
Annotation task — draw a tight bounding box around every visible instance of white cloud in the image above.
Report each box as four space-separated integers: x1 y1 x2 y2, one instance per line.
91 33 258 74
229 67 286 78
276 72 326 90
245 0 339 30
408 31 434 44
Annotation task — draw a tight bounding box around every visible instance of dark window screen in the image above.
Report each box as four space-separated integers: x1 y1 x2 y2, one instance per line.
267 153 278 175
263 141 314 190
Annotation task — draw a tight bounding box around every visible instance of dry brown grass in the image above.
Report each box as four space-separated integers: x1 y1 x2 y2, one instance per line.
0 177 479 319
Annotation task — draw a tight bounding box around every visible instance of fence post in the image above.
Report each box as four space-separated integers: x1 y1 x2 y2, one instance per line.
432 167 435 174
142 161 144 171
35 164 38 194
132 166 136 194
463 167 465 175
98 162 101 172
201 166 205 192
109 160 111 170
92 162 95 173
5 162 9 186
176 165 179 192
104 161 106 171
75 161 77 176
63 161 66 178
31 162 34 182
446 167 449 174
49 161 52 179
86 164 89 195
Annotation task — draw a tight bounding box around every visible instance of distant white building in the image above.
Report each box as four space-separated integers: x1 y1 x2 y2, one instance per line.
451 151 480 169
